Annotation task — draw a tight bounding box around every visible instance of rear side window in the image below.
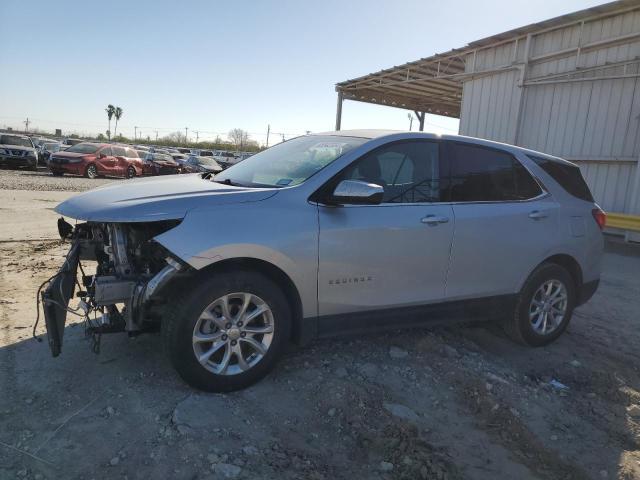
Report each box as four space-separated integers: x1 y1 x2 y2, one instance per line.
448 143 542 202
528 155 594 202
100 146 113 156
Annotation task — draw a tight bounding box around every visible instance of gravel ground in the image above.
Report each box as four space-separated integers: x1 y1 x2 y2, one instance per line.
1 168 639 480
0 167 117 192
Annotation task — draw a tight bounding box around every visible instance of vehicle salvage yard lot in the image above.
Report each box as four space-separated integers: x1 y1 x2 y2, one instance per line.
0 169 639 480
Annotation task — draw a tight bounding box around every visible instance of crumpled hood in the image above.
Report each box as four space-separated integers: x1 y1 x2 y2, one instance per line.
50 151 86 159
55 174 279 222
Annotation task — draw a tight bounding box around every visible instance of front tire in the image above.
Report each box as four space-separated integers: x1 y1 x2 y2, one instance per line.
503 263 576 347
163 270 291 392
85 164 98 179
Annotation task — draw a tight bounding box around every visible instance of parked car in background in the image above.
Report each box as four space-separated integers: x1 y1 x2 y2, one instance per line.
191 149 214 157
141 152 181 175
61 138 83 147
0 134 38 170
213 150 237 168
176 147 191 154
178 154 223 174
49 142 142 178
40 142 64 163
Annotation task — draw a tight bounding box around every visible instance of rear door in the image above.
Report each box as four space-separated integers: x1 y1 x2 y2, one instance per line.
444 141 557 299
317 140 454 324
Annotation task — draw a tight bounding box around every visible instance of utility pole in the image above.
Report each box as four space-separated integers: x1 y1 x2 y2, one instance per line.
154 130 158 141
24 118 30 132
266 124 270 148
134 126 138 141
407 113 413 131
281 133 285 143
185 127 188 145
194 131 199 143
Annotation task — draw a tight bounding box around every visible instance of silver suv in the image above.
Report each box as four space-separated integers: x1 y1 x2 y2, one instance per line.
42 131 604 391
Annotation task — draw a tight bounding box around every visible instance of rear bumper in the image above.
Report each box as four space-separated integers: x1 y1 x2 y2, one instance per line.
577 279 599 306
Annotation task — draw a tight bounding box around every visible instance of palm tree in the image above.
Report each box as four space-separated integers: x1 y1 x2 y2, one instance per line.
113 106 123 139
105 104 115 141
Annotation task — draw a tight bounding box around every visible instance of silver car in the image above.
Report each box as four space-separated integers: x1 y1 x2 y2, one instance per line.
42 130 604 391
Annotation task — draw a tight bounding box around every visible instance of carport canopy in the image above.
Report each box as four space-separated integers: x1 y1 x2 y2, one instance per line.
334 49 466 130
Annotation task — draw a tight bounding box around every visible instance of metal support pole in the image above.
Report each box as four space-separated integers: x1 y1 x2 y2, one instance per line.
335 91 344 131
414 111 425 131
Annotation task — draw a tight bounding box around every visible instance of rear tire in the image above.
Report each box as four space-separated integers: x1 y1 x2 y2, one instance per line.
126 166 136 179
163 270 291 392
503 263 576 346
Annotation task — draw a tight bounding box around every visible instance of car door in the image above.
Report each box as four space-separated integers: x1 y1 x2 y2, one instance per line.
444 141 558 300
317 140 454 327
96 146 114 174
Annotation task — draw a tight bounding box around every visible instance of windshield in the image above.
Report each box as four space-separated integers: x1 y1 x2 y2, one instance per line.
65 143 101 154
0 135 32 147
215 135 366 187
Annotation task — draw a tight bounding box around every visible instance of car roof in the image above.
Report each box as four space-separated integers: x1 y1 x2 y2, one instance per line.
314 129 575 166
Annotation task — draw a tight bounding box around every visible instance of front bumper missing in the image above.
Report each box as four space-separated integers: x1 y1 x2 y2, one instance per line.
42 240 80 357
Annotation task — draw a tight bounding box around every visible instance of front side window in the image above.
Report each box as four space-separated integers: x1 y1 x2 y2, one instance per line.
216 135 367 188
99 146 113 156
448 143 542 202
112 146 126 156
335 141 444 203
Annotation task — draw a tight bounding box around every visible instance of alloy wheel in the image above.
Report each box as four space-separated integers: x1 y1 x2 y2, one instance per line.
127 166 136 178
192 292 274 375
87 164 98 179
529 279 568 335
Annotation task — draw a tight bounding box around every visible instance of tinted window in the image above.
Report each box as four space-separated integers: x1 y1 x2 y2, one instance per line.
448 143 541 202
100 146 113 156
1 135 32 147
528 155 594 202
337 141 444 203
112 146 126 156
126 148 139 159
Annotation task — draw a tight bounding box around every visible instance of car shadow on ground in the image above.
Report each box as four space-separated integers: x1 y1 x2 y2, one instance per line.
1 293 638 480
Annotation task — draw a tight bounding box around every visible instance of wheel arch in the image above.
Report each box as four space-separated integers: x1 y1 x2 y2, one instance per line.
526 253 583 291
196 257 305 344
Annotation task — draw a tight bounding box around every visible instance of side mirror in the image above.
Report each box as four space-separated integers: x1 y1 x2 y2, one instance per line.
328 179 384 205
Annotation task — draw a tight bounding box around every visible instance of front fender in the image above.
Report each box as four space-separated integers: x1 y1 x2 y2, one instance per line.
154 200 319 318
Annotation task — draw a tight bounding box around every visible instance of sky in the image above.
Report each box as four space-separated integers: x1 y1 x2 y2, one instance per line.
0 0 604 145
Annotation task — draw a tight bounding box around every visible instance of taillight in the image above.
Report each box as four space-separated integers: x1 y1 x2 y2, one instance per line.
592 207 606 230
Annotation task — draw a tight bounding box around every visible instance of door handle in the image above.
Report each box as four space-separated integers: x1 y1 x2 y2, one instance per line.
528 210 548 220
421 215 449 225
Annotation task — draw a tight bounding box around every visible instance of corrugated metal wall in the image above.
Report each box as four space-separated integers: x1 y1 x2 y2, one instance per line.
459 7 640 225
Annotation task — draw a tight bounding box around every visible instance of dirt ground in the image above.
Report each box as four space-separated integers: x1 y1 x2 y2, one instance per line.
1 169 639 480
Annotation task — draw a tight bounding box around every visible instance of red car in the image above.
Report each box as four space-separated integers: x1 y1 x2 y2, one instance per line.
49 143 144 179
140 152 181 175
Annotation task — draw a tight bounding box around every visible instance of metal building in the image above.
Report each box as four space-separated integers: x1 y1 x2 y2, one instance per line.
335 0 640 240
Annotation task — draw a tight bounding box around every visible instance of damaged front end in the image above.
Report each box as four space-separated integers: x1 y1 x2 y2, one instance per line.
40 217 186 356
